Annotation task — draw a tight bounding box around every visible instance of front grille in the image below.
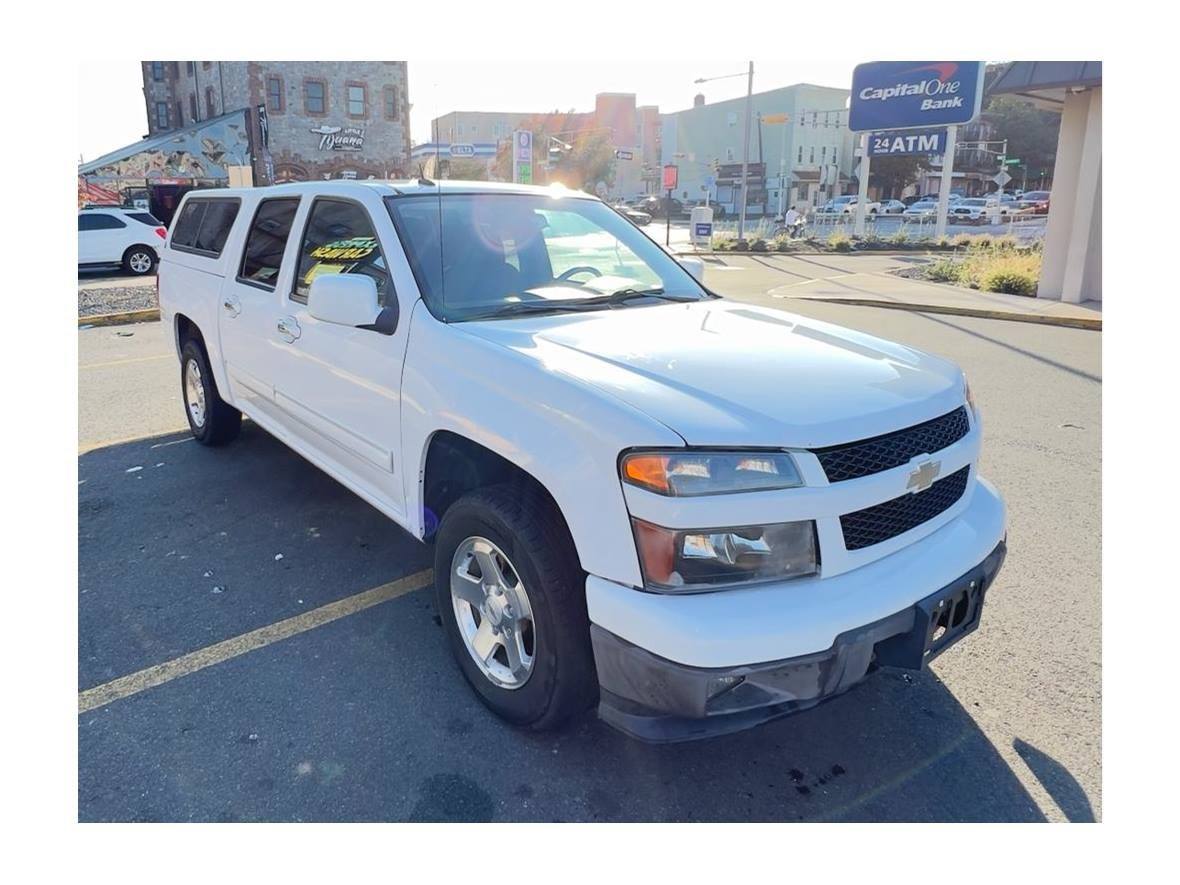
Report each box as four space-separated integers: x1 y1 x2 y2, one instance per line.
814 407 970 483
840 466 970 550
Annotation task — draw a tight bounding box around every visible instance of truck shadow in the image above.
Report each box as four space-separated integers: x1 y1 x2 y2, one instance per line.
79 425 1061 823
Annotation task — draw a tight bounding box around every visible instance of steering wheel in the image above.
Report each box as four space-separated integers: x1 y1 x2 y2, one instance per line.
556 266 602 283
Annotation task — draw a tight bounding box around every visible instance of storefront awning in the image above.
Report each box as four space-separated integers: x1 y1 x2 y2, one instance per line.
79 108 252 182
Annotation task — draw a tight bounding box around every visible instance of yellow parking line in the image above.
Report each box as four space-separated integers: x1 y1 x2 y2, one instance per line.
80 354 172 370
78 569 433 714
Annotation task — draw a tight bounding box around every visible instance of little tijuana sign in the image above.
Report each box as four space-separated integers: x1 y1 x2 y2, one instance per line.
310 124 366 152
849 61 985 132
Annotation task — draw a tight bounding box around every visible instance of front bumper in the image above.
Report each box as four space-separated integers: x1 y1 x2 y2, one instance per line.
593 539 1006 742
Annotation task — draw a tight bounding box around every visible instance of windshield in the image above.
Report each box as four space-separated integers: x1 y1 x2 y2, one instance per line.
963 199 987 206
386 193 709 322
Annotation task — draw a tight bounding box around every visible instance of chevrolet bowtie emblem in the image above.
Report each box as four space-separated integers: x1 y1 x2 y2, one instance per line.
906 459 942 493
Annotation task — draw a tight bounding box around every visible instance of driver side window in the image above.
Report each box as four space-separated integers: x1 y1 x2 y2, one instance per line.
294 199 391 305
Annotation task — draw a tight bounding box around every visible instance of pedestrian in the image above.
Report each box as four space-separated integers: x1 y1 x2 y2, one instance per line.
784 204 803 238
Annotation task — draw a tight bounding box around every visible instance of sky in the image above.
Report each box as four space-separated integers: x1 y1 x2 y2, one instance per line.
78 60 858 162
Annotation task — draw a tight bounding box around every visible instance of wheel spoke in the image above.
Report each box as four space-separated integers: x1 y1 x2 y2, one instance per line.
470 621 501 663
473 544 509 590
451 568 486 608
502 627 526 676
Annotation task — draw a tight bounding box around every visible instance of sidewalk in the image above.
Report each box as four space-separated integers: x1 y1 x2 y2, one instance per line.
707 253 1102 331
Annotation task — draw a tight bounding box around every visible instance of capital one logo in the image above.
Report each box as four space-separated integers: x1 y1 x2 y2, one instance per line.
859 63 966 111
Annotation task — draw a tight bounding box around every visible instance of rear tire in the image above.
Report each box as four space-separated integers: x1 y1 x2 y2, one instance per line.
180 338 241 446
123 246 156 276
433 484 597 731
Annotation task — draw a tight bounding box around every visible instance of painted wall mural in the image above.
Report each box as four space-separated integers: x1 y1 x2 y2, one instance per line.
82 110 251 182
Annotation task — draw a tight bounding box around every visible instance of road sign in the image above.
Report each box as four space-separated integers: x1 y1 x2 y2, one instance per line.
849 61 986 132
663 164 678 190
867 128 948 156
614 149 633 161
992 171 1012 187
449 143 475 157
1004 158 1021 165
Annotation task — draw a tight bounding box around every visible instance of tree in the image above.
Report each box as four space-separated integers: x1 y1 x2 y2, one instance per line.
446 158 489 181
869 154 932 198
489 114 620 191
982 96 1062 187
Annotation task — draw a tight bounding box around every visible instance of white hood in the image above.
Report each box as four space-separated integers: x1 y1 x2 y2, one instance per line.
459 300 966 448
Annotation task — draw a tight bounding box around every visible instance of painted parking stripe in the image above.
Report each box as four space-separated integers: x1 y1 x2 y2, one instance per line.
78 569 433 714
80 354 172 370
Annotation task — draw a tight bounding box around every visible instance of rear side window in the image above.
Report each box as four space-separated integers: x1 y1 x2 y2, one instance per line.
293 199 390 305
238 198 300 289
127 212 163 227
170 198 241 257
79 213 126 231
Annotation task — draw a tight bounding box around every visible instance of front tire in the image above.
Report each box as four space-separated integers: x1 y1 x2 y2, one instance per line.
433 485 597 731
180 339 241 446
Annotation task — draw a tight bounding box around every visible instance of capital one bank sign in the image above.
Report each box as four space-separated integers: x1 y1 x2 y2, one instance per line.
849 61 985 132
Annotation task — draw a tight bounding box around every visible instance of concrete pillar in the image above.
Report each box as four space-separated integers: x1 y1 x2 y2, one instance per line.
1038 87 1102 303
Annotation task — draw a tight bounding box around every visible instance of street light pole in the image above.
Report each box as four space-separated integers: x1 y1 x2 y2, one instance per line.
738 61 753 243
694 63 755 240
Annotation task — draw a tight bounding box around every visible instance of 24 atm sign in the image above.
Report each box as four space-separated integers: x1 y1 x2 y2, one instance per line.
868 128 948 157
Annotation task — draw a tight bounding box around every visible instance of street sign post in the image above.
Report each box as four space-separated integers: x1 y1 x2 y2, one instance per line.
615 149 633 161
663 165 679 246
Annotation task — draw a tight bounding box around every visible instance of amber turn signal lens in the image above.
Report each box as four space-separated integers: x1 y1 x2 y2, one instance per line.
622 454 671 494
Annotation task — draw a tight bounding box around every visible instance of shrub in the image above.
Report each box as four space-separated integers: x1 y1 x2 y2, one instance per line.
828 230 852 252
734 238 750 252
711 233 735 251
969 233 994 250
979 257 1039 296
774 237 793 252
991 234 1019 251
952 234 975 249
888 228 909 245
925 258 963 283
750 238 769 252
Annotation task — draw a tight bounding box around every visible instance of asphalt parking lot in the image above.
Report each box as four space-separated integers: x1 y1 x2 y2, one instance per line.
77 260 1100 822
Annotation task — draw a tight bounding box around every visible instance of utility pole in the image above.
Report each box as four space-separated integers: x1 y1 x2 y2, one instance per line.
738 60 754 243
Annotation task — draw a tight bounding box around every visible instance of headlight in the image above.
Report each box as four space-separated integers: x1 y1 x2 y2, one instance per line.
621 450 803 496
632 518 817 592
963 375 977 416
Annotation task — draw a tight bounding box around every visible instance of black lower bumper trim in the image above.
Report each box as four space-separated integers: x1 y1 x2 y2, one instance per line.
592 539 1007 743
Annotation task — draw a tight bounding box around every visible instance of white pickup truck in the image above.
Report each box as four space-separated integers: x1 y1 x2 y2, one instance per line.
158 180 1006 742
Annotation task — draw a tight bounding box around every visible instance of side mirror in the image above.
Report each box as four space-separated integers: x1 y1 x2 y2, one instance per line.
308 274 396 334
678 256 705 284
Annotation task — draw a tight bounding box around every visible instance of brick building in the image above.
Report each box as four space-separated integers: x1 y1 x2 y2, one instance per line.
141 61 412 183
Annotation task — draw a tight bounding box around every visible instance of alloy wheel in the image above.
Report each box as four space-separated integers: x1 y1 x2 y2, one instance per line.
450 536 536 689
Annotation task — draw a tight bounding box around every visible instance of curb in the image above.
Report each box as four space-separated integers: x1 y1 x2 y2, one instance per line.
78 308 160 328
792 297 1101 331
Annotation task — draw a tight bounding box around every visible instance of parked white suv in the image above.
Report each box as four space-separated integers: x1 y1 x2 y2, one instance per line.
78 207 166 275
158 181 1006 741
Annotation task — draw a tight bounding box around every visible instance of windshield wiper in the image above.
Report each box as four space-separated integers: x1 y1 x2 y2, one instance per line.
461 287 699 321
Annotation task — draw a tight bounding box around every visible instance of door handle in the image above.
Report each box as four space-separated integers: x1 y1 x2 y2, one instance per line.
222 296 241 318
276 316 301 342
